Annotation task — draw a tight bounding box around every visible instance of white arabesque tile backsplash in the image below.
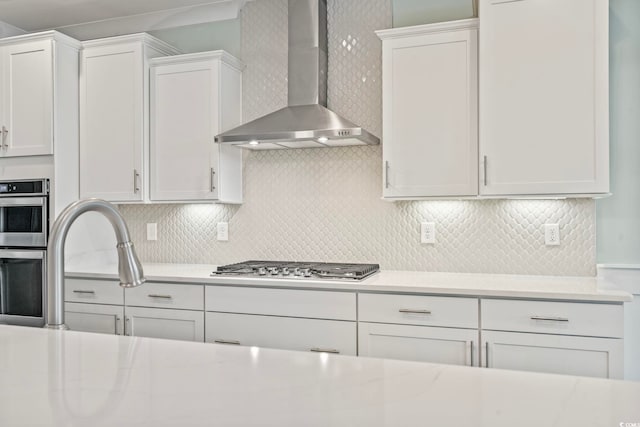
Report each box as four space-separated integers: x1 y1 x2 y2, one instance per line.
119 0 596 276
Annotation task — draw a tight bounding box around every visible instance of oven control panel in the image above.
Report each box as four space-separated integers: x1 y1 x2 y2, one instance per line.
0 179 48 196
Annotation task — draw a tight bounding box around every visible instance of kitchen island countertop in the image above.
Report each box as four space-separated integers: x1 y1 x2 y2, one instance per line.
1 325 638 427
66 262 633 302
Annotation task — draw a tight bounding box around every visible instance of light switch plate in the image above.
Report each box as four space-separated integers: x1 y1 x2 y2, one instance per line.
217 222 229 241
146 223 157 241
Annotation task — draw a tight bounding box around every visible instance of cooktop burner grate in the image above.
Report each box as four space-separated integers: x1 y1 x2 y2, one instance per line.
212 260 380 281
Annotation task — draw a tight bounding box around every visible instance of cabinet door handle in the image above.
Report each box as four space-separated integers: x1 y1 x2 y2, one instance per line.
385 161 390 189
530 316 569 322
148 294 172 299
125 316 131 336
398 309 432 315
483 155 487 186
1 126 8 149
310 348 340 354
210 168 216 192
214 339 240 345
115 316 122 335
72 290 95 294
485 342 489 368
470 341 474 367
133 169 140 193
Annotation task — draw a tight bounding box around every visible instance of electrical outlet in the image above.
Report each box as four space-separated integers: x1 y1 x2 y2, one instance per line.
146 223 157 241
420 222 435 244
217 222 229 241
544 223 560 246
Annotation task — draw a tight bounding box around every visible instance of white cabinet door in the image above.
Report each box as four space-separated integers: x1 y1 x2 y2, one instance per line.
378 20 478 198
80 42 144 201
206 312 357 355
151 60 218 201
125 306 204 342
479 0 608 195
359 322 478 366
65 302 124 335
482 331 623 379
1 40 53 156
149 52 243 203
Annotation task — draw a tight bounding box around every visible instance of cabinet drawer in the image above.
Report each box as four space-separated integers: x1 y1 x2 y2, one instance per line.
359 293 478 328
126 282 203 310
65 278 124 305
205 286 356 321
481 299 624 338
206 312 356 355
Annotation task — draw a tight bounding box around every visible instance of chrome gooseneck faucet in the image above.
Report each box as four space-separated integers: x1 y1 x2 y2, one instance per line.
45 199 146 329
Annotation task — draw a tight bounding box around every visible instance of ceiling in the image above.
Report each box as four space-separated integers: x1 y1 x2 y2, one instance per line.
0 0 244 33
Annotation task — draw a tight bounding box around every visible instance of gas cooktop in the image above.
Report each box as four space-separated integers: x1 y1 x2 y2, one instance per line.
211 261 380 281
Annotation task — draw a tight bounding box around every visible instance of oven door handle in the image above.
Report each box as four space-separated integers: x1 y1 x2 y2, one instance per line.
0 196 47 207
0 250 45 259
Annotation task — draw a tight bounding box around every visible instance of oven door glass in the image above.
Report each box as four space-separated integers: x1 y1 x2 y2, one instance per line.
0 250 44 318
0 197 47 247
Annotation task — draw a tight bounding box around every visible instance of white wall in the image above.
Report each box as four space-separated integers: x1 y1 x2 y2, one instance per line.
596 0 640 264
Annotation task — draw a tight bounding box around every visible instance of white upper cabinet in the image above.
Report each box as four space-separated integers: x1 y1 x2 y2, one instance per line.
479 0 609 196
80 34 180 202
149 51 243 203
377 19 478 199
0 32 80 157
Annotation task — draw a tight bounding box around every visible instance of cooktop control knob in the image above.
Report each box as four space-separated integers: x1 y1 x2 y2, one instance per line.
282 267 290 275
303 268 312 277
293 268 303 276
257 267 267 276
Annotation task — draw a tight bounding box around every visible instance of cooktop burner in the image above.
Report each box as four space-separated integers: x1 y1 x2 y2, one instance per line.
211 261 379 281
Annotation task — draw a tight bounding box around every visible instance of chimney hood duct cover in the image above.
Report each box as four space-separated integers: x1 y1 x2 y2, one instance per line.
215 0 380 149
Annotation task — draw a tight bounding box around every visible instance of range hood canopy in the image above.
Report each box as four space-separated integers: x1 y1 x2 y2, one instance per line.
215 0 380 149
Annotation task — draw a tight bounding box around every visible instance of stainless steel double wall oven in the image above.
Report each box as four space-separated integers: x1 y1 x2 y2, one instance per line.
0 179 49 326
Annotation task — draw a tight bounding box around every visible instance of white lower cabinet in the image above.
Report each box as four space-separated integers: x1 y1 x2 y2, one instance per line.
63 277 626 378
359 323 478 366
480 298 624 379
204 286 357 355
205 312 356 355
125 306 204 342
65 302 124 335
64 280 205 342
482 331 623 379
357 292 479 365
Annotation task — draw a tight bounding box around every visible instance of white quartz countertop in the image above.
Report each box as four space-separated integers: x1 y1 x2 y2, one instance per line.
1 325 638 427
65 263 633 302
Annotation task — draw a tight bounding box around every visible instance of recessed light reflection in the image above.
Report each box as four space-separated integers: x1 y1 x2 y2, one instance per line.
319 352 329 366
249 140 259 146
317 137 329 144
250 346 260 357
250 346 260 366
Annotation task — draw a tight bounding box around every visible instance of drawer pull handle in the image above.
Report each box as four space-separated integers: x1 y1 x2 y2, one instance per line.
485 342 489 368
148 294 172 299
310 348 340 354
214 339 240 345
72 290 95 294
530 316 569 322
399 309 432 315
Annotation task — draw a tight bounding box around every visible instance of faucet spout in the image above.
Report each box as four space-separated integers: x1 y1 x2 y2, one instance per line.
45 199 145 329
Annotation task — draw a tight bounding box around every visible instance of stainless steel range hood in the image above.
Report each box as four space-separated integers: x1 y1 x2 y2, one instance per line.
215 0 380 150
